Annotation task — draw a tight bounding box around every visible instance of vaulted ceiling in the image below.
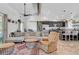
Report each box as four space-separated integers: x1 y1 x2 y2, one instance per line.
7 3 79 20
8 3 37 15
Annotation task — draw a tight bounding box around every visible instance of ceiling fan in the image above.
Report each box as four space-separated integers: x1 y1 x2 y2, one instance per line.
23 3 41 16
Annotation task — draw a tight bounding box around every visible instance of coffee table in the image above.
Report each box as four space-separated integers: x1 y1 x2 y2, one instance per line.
25 38 39 49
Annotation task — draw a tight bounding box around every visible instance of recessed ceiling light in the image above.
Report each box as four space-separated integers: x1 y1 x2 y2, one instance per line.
63 9 66 12
70 12 72 14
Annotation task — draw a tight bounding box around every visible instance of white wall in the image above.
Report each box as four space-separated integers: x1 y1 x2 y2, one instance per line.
26 21 37 32
24 16 37 32
0 3 24 37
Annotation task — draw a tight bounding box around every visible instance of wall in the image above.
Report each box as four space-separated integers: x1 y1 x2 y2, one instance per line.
24 16 37 32
0 3 24 37
26 21 37 32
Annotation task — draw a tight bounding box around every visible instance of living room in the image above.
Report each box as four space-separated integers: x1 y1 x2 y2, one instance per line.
0 3 79 55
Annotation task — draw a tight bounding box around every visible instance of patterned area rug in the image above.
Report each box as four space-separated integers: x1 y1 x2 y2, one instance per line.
13 43 39 55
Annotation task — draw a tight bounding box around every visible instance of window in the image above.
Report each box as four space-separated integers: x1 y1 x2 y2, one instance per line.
0 15 3 43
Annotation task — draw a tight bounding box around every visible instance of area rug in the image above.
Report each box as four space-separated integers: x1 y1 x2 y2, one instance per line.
13 43 39 55
31 48 39 55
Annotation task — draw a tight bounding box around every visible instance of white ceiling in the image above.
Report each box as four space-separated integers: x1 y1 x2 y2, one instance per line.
41 3 79 20
8 3 37 15
8 3 79 20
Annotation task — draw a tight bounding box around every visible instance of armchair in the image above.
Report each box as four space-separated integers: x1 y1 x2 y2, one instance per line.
40 32 59 53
